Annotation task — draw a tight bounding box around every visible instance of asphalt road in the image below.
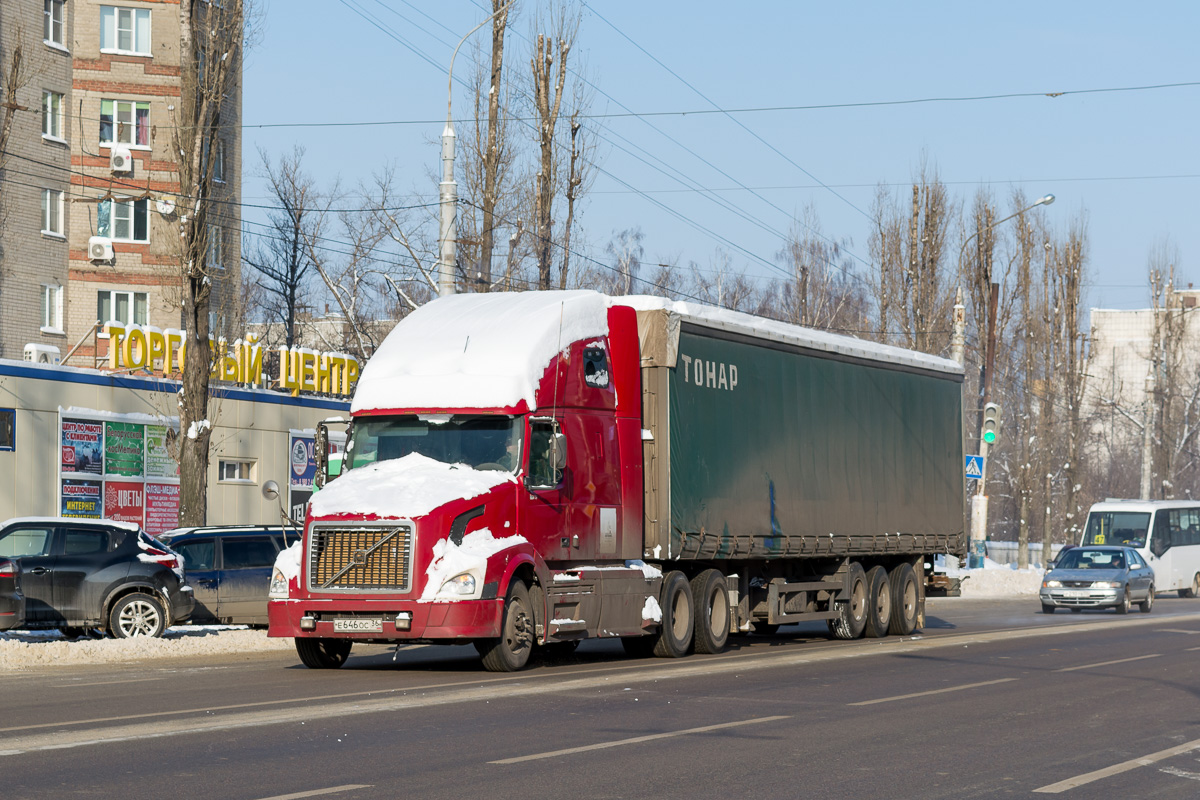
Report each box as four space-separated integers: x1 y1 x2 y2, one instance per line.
5 596 1200 799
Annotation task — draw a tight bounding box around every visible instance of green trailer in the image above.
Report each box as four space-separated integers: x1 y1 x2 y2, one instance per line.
628 300 966 638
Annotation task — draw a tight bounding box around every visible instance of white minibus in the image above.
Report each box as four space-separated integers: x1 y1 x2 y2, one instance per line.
1079 500 1200 597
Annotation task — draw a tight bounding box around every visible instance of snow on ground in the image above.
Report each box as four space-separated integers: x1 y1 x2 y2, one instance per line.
0 626 292 671
947 558 1046 597
0 563 1043 671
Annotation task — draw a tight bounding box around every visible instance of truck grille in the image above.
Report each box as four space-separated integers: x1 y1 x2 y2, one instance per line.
308 524 412 592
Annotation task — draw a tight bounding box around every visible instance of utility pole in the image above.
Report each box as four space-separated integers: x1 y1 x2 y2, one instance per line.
439 3 512 297
1140 368 1155 500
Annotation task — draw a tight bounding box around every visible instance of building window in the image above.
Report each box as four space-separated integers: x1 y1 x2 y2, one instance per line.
98 198 148 242
100 100 150 147
98 290 148 327
44 0 65 47
218 459 254 483
0 409 14 452
42 189 64 236
41 285 64 332
42 91 64 140
207 225 223 270
100 6 151 56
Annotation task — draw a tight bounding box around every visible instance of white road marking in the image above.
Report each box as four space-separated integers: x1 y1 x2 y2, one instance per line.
57 677 163 688
1156 628 1200 635
848 678 1017 706
488 716 790 764
252 786 371 800
1054 654 1161 672
1187 646 1200 652
1034 736 1200 793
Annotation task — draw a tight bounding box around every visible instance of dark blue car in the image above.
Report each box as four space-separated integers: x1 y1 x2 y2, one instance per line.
157 526 299 626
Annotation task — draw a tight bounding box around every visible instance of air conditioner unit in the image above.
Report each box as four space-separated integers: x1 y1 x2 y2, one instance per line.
88 236 114 262
110 146 133 174
24 343 61 365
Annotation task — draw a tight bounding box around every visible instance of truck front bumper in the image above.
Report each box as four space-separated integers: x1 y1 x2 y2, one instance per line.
268 597 504 640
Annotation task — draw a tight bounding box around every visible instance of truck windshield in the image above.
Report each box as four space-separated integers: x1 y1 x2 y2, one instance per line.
342 415 522 473
1080 511 1150 547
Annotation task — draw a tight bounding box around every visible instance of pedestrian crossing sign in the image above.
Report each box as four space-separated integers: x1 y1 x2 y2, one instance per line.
965 455 984 479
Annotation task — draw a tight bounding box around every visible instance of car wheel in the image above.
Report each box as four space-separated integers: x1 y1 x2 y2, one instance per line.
691 569 730 654
1140 584 1155 613
1041 604 1055 614
1116 587 1131 615
864 565 892 638
479 581 535 672
295 637 352 669
109 594 166 638
828 562 868 640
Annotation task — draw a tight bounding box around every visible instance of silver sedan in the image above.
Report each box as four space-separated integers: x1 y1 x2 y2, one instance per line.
1040 545 1155 614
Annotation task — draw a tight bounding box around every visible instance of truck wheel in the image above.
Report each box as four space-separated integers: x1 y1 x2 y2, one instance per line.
863 566 892 638
828 562 867 640
480 581 535 672
296 637 352 669
653 571 694 658
691 569 730 654
887 563 919 635
109 594 166 638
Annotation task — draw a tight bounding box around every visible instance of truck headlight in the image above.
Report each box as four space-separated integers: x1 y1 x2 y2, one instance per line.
437 572 477 597
269 567 289 599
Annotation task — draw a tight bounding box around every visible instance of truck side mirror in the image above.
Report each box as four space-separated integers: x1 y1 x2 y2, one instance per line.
315 423 329 489
551 432 567 470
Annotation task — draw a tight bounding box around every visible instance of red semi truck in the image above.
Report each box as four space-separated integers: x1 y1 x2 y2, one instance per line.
268 291 966 671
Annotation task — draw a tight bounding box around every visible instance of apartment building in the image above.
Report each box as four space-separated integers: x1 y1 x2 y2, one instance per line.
0 0 241 366
0 0 75 361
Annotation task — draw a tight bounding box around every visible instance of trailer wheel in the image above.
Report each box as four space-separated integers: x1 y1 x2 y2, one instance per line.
691 569 730 654
828 562 868 640
863 566 892 638
887 563 919 636
480 581 535 672
295 637 352 669
652 571 694 658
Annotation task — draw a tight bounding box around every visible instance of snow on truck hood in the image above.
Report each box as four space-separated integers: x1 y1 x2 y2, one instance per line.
308 453 515 520
351 290 610 413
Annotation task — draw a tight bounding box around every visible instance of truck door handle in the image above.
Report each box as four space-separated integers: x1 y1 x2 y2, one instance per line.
29 567 51 575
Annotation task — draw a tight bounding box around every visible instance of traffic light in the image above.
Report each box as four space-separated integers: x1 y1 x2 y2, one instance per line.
982 402 1001 445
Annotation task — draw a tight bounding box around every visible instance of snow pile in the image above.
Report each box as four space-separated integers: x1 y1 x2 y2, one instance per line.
309 453 514 520
273 540 302 589
946 558 1045 597
352 291 610 413
0 627 293 671
421 528 527 601
642 596 663 622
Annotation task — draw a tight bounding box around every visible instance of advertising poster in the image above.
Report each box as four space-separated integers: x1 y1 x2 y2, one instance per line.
105 421 145 476
145 424 177 478
144 482 180 535
289 434 316 490
289 489 312 525
61 479 103 518
61 418 103 474
104 480 145 526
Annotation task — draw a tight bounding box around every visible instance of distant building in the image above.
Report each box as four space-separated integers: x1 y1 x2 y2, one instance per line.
0 0 241 366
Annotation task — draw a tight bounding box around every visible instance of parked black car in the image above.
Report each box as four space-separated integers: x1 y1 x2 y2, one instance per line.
0 518 194 638
157 526 298 626
0 557 24 631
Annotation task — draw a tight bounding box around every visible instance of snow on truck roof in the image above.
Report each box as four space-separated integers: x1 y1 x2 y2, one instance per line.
351 291 962 414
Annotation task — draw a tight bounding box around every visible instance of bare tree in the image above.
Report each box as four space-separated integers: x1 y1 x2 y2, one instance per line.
868 162 956 354
582 227 643 295
1054 217 1090 543
776 205 869 331
172 0 245 526
242 146 320 347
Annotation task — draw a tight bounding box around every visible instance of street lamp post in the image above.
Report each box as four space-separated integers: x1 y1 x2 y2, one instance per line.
438 4 512 297
963 193 1055 568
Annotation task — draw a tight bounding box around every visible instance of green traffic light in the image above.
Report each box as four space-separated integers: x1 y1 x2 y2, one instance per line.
983 430 996 444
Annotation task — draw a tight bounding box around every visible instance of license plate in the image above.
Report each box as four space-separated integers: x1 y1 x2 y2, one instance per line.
1062 590 1089 598
333 618 382 633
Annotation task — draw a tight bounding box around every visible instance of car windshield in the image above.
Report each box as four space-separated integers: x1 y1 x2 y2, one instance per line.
1055 549 1126 571
1081 511 1149 547
342 415 523 473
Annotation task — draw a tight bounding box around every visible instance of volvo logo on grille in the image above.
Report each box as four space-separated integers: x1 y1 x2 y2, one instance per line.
351 549 369 566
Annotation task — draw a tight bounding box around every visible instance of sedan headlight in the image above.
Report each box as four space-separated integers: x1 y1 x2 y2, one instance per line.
268 566 289 599
1043 579 1062 588
436 572 477 598
1091 581 1120 589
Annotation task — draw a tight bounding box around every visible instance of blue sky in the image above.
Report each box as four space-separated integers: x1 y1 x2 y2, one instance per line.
242 1 1200 311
